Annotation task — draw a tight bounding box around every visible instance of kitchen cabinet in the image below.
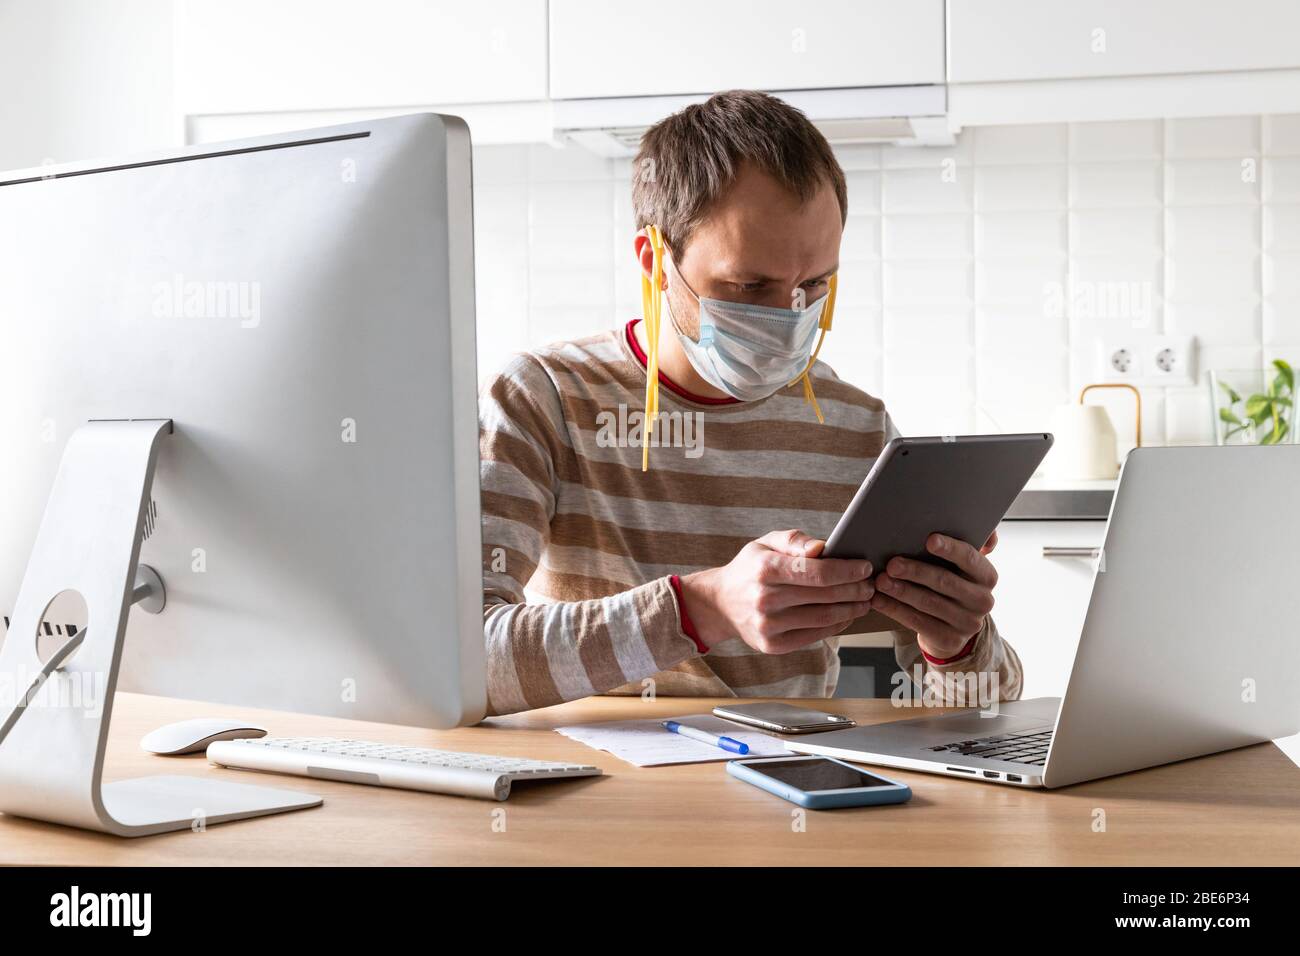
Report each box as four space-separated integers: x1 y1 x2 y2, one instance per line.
991 520 1104 701
174 0 549 116
948 0 1300 84
548 0 944 100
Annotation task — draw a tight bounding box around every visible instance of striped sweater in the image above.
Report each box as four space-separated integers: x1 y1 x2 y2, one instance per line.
479 320 1023 716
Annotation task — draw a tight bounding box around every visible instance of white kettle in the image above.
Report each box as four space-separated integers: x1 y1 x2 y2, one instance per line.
1042 384 1142 481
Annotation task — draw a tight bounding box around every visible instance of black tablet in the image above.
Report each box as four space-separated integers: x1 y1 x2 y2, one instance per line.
824 434 1053 572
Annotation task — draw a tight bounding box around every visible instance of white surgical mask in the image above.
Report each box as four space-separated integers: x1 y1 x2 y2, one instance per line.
666 254 827 402
635 224 837 470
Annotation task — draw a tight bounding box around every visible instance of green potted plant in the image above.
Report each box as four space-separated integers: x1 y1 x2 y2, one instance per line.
1211 359 1295 445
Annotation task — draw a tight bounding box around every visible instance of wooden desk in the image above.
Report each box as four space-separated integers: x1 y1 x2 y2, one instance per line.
1 692 1296 866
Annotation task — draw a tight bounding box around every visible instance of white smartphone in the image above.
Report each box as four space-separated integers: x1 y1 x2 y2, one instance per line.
712 703 856 735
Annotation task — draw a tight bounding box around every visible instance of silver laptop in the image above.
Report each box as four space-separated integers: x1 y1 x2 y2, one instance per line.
789 445 1300 788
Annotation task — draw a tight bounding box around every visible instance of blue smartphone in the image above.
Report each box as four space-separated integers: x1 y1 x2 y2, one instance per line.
727 755 912 809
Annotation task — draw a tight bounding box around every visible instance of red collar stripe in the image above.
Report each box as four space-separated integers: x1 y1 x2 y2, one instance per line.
624 319 739 406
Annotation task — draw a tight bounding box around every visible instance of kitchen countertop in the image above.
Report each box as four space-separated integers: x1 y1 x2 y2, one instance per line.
1006 477 1116 521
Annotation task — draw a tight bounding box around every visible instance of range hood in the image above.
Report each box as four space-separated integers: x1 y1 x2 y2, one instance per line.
553 85 953 157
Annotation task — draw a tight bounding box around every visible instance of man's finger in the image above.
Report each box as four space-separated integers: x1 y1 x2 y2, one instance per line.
764 600 872 634
981 530 998 555
762 579 875 611
926 533 997 586
875 573 981 633
758 620 859 655
756 551 872 587
884 557 992 613
868 592 962 646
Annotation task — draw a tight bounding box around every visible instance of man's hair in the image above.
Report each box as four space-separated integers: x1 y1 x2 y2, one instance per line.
632 90 848 255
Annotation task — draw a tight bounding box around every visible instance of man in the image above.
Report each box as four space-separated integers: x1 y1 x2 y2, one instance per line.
479 90 1022 715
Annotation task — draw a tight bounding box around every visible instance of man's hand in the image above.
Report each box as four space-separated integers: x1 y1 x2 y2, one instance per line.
870 531 999 661
679 530 874 654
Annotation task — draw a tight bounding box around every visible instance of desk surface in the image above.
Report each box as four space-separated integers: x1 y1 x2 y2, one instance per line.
2 692 1296 866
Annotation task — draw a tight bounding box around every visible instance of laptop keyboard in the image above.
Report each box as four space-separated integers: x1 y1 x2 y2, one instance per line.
925 729 1053 766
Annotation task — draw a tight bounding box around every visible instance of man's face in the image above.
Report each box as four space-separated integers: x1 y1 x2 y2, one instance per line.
666 163 843 339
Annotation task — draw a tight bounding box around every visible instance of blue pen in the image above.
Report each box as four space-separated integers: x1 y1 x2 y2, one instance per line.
661 720 750 755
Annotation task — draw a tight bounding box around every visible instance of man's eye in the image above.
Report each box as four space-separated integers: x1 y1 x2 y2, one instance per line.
736 282 766 293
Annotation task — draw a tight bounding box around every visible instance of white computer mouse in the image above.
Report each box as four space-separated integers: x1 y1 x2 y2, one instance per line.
140 717 268 755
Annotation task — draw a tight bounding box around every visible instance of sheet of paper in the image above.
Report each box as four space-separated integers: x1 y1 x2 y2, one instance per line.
555 714 790 767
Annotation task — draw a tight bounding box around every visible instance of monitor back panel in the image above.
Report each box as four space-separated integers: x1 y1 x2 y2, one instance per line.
0 115 485 727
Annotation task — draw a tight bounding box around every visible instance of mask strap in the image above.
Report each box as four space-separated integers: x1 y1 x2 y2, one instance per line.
640 225 666 471
786 273 837 424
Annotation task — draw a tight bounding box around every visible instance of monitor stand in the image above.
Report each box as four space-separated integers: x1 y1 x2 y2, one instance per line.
0 419 321 836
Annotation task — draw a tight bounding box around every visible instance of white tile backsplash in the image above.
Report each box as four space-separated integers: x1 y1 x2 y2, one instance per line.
1164 386 1215 445
976 261 1067 317
976 304 1068 358
842 170 882 214
880 136 971 170
1264 115 1300 156
834 144 882 171
1069 120 1163 162
884 260 972 305
881 168 973 214
883 213 972 259
1165 116 1260 159
840 214 883 260
975 164 1068 211
1167 255 1261 308
471 114 1300 444
1070 207 1163 255
1263 204 1300 252
1166 158 1260 205
831 261 882 308
975 210 1068 258
1264 157 1300 203
1264 252 1300 346
1070 162 1163 208
1165 204 1260 254
972 124 1068 166
1167 296 1262 347
1264 253 1300 302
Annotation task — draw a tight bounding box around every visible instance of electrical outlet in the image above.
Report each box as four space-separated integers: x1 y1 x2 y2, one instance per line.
1095 335 1197 387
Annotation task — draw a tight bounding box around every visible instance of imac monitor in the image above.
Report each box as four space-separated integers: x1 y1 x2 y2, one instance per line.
0 114 486 730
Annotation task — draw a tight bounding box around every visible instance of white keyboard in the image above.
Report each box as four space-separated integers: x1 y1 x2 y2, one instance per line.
207 736 602 801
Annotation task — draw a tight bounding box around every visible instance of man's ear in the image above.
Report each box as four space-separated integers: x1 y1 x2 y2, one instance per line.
633 232 666 288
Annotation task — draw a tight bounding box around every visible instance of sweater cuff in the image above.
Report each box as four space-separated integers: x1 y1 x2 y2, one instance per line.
668 574 708 654
920 630 979 666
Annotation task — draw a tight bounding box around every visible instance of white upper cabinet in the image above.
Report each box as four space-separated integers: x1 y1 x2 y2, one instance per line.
949 0 1300 84
548 0 945 100
174 0 549 115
